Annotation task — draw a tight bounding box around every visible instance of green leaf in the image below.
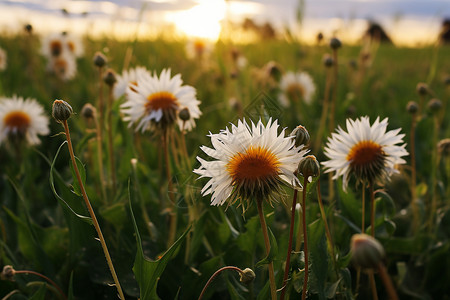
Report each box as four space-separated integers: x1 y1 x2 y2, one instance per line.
256 280 270 300
29 283 47 300
226 279 246 300
129 184 190 300
255 227 278 268
99 202 127 231
308 219 327 300
69 156 86 197
68 272 74 300
50 141 92 224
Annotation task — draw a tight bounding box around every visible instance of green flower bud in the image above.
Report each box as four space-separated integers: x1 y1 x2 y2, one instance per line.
350 234 385 269
239 268 256 284
323 54 334 68
428 98 442 113
297 155 320 179
93 51 107 67
406 101 419 115
81 103 96 120
330 37 342 50
178 107 191 121
52 99 73 122
103 68 117 86
291 125 310 148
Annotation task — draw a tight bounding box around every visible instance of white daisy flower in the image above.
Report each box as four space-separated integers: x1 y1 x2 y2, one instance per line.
62 32 84 58
0 47 7 71
47 52 77 81
278 71 316 107
114 66 151 100
0 96 50 145
194 118 308 207
120 68 201 132
322 116 408 191
41 32 66 58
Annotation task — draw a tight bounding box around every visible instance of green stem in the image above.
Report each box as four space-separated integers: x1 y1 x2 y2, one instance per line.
163 130 177 247
107 84 116 193
197 266 245 300
280 188 298 300
62 120 125 300
410 113 419 233
313 68 332 153
370 183 375 237
256 198 277 300
362 185 366 233
301 177 309 300
95 112 107 203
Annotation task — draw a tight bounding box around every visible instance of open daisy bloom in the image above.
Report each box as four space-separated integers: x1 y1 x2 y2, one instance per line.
278 71 316 107
322 116 408 191
47 52 77 81
0 96 49 145
120 68 201 133
113 66 151 100
194 118 308 208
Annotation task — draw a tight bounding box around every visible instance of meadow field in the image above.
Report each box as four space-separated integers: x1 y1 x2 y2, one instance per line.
0 28 449 300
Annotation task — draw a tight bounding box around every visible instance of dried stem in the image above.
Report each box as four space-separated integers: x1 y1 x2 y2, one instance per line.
197 266 245 300
256 198 277 300
62 120 125 300
377 263 399 300
369 271 379 300
369 183 375 237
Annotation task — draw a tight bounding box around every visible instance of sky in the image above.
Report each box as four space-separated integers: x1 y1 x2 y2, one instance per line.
0 0 449 45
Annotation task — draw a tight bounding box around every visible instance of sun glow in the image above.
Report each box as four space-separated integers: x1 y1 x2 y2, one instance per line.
165 0 226 40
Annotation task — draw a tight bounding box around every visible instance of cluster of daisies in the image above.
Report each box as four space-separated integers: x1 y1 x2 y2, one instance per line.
40 32 84 81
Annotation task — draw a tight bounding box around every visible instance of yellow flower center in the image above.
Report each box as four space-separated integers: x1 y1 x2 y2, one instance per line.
227 146 280 185
347 140 386 183
194 40 206 55
4 111 31 131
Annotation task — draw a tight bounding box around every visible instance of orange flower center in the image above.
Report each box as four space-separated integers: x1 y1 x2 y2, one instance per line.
50 40 62 57
194 40 206 55
4 111 31 131
287 83 305 101
67 41 75 53
145 91 178 111
227 146 280 184
347 140 383 165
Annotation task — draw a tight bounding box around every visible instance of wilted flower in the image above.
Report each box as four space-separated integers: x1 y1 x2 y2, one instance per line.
0 96 49 145
278 71 316 107
194 118 308 207
322 116 408 191
120 68 201 132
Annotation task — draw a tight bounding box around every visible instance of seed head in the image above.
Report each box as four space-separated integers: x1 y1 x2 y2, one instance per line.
239 268 256 284
438 138 450 157
330 37 342 50
323 54 334 68
24 24 33 34
291 125 310 147
178 107 191 121
406 101 419 115
93 51 107 68
350 234 385 269
52 99 73 123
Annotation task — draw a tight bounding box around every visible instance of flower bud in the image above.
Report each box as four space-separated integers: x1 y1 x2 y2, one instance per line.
406 101 419 115
239 268 256 284
416 82 428 96
350 234 385 269
93 51 107 67
438 138 450 157
323 54 334 68
178 107 191 121
316 32 324 43
52 99 73 122
24 24 33 34
1 265 15 281
265 61 282 81
330 37 342 50
427 98 442 113
103 68 117 86
81 103 96 120
297 155 320 179
291 125 310 148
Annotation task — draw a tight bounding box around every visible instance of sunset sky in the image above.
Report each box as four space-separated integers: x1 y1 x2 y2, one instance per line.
0 0 448 45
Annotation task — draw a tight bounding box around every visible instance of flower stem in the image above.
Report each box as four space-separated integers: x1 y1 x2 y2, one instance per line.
198 266 245 300
14 270 67 300
301 177 309 300
377 263 399 300
94 110 107 203
362 186 366 233
256 198 277 300
62 120 125 300
163 130 177 247
106 83 117 193
369 271 379 300
369 183 375 237
280 188 298 300
410 113 419 233
313 67 332 153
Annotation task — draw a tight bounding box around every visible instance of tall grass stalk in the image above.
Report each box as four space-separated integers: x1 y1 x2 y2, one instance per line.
300 176 310 300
